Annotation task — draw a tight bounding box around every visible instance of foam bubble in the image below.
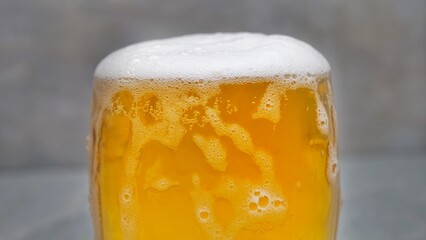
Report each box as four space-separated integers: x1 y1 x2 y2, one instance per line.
95 33 330 80
198 209 210 221
120 187 133 203
258 195 269 207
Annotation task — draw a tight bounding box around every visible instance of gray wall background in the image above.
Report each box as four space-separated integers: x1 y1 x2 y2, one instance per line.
1 0 425 167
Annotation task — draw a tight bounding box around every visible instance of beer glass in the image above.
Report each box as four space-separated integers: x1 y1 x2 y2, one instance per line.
88 33 340 240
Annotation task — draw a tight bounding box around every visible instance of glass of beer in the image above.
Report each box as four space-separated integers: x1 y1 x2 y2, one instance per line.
88 33 340 240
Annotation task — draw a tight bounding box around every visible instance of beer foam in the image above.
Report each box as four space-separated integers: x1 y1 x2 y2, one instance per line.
95 33 330 80
316 100 329 134
193 135 228 172
327 145 339 183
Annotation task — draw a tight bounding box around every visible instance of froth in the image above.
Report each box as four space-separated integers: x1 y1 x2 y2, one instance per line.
95 33 330 80
327 145 339 183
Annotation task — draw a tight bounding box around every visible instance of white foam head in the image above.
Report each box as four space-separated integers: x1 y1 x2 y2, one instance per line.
95 33 330 80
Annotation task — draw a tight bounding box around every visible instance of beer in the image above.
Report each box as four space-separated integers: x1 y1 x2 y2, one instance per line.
89 33 340 240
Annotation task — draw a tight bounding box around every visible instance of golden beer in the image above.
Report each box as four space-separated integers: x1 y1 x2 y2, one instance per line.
89 33 340 240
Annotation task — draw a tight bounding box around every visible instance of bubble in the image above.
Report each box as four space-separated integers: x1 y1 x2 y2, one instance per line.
123 193 130 201
121 188 133 203
199 211 209 220
273 200 281 207
258 195 269 207
249 202 258 211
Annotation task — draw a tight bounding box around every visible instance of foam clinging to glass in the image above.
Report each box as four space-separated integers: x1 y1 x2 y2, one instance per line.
95 33 330 80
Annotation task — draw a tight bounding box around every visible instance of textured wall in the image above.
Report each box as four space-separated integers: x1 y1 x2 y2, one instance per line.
1 0 425 167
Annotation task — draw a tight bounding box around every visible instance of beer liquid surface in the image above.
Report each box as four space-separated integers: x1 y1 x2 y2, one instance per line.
89 75 339 240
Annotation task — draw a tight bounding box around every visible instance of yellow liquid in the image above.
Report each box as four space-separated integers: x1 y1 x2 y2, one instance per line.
89 75 340 240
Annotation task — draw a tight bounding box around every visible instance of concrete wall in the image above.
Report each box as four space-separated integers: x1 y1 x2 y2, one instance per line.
1 0 425 167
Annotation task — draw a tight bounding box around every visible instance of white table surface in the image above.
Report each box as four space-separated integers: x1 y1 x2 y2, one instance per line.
1 151 425 240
